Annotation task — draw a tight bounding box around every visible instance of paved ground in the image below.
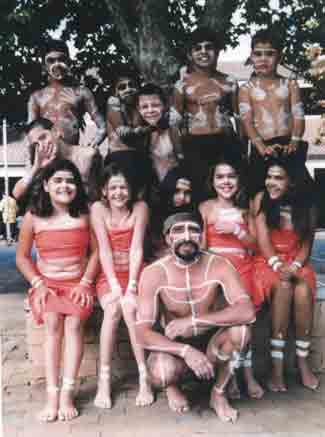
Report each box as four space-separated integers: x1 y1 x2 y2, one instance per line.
1 242 325 437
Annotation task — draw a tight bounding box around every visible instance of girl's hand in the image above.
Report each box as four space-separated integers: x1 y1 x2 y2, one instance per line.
33 283 57 314
70 284 93 307
278 262 293 281
214 219 237 234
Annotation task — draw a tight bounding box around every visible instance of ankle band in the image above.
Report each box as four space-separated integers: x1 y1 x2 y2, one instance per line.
271 350 284 360
62 377 75 391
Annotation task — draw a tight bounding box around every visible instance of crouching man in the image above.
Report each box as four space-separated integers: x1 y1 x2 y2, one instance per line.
136 212 255 423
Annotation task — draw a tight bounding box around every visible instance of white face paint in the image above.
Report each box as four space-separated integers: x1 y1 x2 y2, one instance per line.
169 221 202 262
251 43 279 77
45 50 70 81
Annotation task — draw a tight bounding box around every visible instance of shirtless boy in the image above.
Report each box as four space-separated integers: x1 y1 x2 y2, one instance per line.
136 212 255 423
238 29 307 195
171 27 241 200
27 39 106 148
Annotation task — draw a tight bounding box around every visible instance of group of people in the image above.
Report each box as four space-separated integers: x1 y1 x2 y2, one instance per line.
14 25 319 425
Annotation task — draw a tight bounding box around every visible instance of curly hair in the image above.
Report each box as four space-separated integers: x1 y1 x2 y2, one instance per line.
29 159 88 217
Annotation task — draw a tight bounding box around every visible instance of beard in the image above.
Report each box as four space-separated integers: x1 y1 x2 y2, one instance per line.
173 240 200 262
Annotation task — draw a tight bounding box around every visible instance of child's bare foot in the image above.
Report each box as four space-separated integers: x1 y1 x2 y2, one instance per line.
58 378 79 421
210 386 238 423
136 377 154 407
268 371 287 392
166 385 190 414
227 375 241 400
38 386 60 422
94 366 112 409
243 368 264 399
298 357 319 391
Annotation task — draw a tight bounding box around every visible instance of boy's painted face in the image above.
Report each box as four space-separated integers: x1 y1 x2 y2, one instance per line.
189 40 218 70
251 42 279 77
265 165 290 199
116 78 138 102
45 50 70 81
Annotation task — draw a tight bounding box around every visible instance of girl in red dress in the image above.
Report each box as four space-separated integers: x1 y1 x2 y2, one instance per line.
16 159 98 422
91 162 153 409
253 158 318 392
199 155 264 399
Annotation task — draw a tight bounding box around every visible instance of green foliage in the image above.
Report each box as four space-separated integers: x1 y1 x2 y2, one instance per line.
1 0 325 124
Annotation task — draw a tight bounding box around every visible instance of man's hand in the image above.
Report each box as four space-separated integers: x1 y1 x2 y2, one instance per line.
165 317 194 339
183 346 215 380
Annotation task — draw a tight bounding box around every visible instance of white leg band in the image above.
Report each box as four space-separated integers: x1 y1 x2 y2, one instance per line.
211 344 232 362
296 340 310 357
243 349 252 368
270 338 286 348
99 365 111 381
271 350 284 360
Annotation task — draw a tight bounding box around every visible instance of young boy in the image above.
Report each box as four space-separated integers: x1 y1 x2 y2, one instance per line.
171 27 242 201
239 29 308 196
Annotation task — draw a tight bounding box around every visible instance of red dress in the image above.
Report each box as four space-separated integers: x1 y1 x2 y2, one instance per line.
29 227 94 325
206 222 262 308
96 227 142 298
252 229 316 302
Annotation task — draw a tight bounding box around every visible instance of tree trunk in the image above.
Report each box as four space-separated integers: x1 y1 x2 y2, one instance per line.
103 0 180 86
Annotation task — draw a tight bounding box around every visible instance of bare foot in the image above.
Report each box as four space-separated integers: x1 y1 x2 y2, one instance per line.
136 377 154 407
268 372 287 392
94 379 112 409
58 390 79 421
210 386 238 423
166 385 190 414
243 369 264 399
298 357 319 391
227 375 241 400
38 388 59 422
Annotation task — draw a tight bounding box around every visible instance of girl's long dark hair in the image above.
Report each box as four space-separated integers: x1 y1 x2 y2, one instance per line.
258 158 317 242
29 159 88 217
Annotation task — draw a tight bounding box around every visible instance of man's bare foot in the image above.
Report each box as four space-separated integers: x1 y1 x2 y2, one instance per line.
136 378 154 407
210 386 238 423
166 385 190 414
227 375 241 400
58 390 79 421
94 380 112 409
243 369 264 399
38 387 60 422
298 357 319 391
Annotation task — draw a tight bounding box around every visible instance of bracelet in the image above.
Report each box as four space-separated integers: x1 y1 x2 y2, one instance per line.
180 345 190 359
80 276 93 285
129 279 137 288
291 136 301 142
33 279 44 289
31 275 42 286
22 174 33 186
268 256 279 267
292 260 302 269
252 135 263 145
273 261 283 272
